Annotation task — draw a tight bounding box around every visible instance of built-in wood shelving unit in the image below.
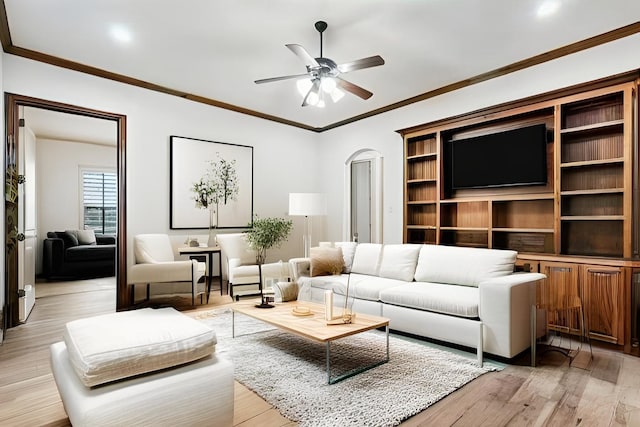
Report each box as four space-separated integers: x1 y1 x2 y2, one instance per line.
400 78 640 349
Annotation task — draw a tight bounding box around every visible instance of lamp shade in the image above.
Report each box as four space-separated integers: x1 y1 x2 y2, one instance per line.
288 193 327 216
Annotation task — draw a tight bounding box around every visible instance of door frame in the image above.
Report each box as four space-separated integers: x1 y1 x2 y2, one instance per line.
4 93 128 329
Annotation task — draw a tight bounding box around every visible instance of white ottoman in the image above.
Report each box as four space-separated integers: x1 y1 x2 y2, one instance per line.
50 308 234 426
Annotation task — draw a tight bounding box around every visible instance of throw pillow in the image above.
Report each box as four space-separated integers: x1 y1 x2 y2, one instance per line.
62 230 79 248
77 229 97 245
310 247 345 277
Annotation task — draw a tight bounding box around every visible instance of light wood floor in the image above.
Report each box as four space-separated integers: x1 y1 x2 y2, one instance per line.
2 279 640 426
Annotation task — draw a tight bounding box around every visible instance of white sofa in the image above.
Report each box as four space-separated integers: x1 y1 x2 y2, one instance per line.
291 243 545 364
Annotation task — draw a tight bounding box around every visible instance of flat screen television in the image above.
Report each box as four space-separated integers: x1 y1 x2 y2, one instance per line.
446 123 548 190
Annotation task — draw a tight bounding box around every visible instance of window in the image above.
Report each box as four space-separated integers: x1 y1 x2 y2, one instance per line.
81 169 117 234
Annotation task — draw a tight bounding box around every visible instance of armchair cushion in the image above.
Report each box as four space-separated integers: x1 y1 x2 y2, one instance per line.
128 260 204 284
134 234 176 263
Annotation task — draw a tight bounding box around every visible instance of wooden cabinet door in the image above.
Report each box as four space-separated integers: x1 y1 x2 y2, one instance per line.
539 261 580 332
580 265 625 345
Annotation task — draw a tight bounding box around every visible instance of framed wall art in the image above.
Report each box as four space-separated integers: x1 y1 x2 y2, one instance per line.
170 135 253 229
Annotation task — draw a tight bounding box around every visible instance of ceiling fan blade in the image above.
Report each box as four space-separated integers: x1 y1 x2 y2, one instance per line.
254 73 310 84
337 55 385 73
286 44 320 68
302 79 321 107
336 77 373 100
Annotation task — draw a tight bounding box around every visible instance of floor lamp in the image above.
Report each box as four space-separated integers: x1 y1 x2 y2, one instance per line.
289 193 327 258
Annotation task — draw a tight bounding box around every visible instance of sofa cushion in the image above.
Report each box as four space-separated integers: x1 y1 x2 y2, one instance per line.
414 245 516 287
63 307 216 387
297 274 350 295
379 244 421 282
350 243 383 276
66 245 115 262
77 229 96 245
343 273 406 302
335 242 357 273
310 246 345 277
380 282 479 318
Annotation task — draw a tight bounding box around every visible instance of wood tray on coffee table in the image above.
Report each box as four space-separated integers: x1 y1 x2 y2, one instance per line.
231 301 390 384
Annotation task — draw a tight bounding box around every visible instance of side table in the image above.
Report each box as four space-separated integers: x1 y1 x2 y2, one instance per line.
178 246 223 303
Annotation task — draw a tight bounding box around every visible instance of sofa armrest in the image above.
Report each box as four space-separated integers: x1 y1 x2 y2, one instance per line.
96 234 116 245
289 257 310 281
478 272 546 358
128 260 201 284
43 238 65 277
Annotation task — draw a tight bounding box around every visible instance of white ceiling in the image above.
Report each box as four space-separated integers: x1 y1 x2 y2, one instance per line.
4 0 640 137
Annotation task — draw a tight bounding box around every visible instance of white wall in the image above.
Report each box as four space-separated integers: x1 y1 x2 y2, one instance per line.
318 33 640 244
2 54 322 267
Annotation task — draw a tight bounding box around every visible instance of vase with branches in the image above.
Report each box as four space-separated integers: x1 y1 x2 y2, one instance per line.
192 153 239 245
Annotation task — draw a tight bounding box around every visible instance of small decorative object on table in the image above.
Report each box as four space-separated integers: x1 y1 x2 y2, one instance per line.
326 274 355 324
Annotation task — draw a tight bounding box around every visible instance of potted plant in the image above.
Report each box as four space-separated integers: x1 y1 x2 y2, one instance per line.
245 215 293 265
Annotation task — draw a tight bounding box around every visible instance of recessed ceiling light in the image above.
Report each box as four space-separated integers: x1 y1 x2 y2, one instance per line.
110 24 132 43
537 1 560 17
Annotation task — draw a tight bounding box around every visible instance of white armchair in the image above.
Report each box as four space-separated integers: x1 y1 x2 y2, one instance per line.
128 234 206 306
217 233 290 300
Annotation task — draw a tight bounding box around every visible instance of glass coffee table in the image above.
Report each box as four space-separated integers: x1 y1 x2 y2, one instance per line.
232 301 390 384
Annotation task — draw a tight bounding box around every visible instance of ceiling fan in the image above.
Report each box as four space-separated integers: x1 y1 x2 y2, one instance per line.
255 21 385 107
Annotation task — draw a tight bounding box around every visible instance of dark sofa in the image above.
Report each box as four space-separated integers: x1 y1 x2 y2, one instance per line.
43 230 116 280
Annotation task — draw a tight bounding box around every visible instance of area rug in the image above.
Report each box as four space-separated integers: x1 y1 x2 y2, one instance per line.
198 309 499 427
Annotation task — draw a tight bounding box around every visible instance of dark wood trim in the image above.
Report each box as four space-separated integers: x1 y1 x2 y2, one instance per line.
0 5 637 133
2 44 320 133
3 94 129 328
0 0 10 52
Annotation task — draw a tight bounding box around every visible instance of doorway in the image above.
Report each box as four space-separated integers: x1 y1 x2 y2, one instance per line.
344 149 383 243
351 160 371 243
3 94 128 330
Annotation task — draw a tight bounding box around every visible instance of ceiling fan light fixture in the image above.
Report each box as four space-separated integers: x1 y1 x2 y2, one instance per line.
330 87 345 103
306 90 320 106
296 79 313 97
320 77 337 93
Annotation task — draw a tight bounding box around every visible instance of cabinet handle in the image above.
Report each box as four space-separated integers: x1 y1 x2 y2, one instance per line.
587 269 619 275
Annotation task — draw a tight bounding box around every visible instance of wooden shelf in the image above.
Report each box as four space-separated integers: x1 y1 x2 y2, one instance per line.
407 153 437 160
560 119 624 134
407 225 437 230
561 188 624 196
560 158 624 168
440 227 489 231
407 200 437 205
493 228 554 233
407 178 437 184
561 215 624 221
